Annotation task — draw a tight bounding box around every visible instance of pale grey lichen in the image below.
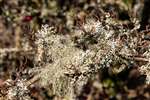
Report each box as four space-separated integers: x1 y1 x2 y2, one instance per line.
139 45 150 84
33 17 125 99
139 64 150 84
5 79 30 100
0 15 149 99
33 15 150 99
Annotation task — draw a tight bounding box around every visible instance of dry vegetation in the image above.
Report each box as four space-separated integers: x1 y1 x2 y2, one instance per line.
0 0 150 100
